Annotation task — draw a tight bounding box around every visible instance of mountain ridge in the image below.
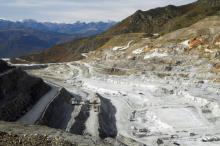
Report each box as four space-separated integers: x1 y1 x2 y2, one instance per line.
0 20 115 58
0 19 116 36
20 0 220 63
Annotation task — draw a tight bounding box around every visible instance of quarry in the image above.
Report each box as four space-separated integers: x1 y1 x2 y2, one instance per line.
8 16 220 146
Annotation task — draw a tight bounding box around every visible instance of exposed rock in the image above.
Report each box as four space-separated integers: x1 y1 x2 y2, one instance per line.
0 131 74 146
0 121 114 146
165 65 172 71
0 60 51 121
70 104 90 135
213 34 220 46
188 37 204 50
97 94 117 139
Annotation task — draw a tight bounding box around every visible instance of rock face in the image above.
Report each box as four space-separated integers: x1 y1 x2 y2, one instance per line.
0 60 51 121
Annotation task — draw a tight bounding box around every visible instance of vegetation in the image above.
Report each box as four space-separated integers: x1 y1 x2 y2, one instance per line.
22 0 220 63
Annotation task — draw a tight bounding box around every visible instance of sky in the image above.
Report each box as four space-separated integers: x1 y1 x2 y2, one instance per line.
1 0 196 23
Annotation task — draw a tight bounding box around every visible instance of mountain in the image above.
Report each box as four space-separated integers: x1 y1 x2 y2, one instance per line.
104 0 220 35
0 19 116 37
21 0 220 63
21 19 116 37
0 29 72 58
0 20 116 58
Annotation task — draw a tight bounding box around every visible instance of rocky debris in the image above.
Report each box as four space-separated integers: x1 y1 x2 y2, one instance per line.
165 65 172 71
70 104 90 135
188 37 204 50
117 134 147 146
105 67 127 75
173 142 180 146
213 34 220 46
0 131 74 146
189 132 197 136
157 139 164 145
132 128 150 138
202 136 220 142
0 61 51 121
215 51 220 58
97 94 117 139
0 121 114 146
213 62 220 70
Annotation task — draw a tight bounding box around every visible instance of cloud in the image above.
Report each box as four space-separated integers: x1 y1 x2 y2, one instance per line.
0 0 196 22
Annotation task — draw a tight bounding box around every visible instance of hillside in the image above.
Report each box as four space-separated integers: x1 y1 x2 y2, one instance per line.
0 29 72 58
24 15 220 146
21 0 220 63
104 0 220 35
0 60 51 122
20 35 112 63
0 20 115 58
